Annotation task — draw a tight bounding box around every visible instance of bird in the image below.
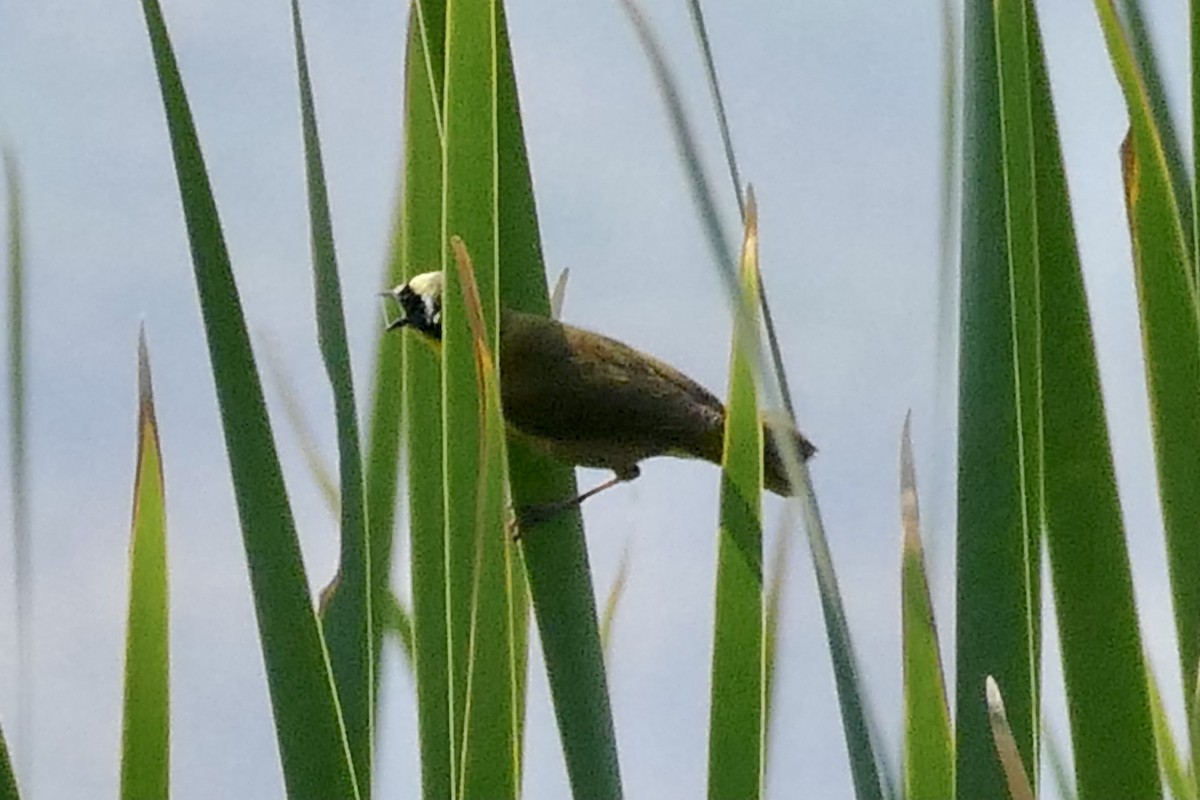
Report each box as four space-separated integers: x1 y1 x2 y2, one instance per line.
383 270 815 520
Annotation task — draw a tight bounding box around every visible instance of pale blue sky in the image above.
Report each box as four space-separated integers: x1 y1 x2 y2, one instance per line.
0 0 1189 797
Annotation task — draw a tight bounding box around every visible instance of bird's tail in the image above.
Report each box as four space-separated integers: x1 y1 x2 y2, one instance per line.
762 416 816 496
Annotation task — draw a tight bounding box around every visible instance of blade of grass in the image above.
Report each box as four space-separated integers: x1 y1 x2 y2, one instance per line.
1194 0 1200 283
986 677 1035 800
492 0 622 793
135 3 358 795
289 3 374 792
1030 6 1160 795
120 331 170 800
1148 659 1197 800
398 2 452 796
678 1 795 421
442 3 527 793
0 725 15 800
900 415 953 800
707 197 765 800
618 5 883 796
1117 0 1193 260
3 149 30 785
1097 0 1200 755
994 0 1045 776
451 237 522 798
381 589 415 669
260 333 339 518
956 0 1039 793
1042 722 1077 800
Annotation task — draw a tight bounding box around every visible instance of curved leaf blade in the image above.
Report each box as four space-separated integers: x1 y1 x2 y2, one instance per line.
289 2 374 792
135 3 358 795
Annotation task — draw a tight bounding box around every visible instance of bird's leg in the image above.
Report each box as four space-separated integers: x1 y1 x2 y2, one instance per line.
512 466 640 538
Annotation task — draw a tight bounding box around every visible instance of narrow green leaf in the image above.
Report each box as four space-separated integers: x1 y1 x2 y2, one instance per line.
1042 722 1077 800
451 237 522 799
618 5 881 796
442 4 526 795
492 0 622 794
955 0 1038 793
260 335 340 517
1031 6 1160 796
1194 0 1200 284
1117 0 1194 259
3 149 31 780
120 331 170 800
381 589 414 669
986 677 1034 800
900 416 952 800
707 199 765 800
135 3 358 796
398 2 452 796
993 0 1044 777
1096 0 1200 753
289 3 374 792
762 511 794 757
1148 660 1196 800
0 725 16 800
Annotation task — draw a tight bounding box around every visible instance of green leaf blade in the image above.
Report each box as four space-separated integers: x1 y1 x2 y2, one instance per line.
289 2 374 792
442 4 525 796
707 202 765 800
120 333 170 800
899 419 952 800
493 1 623 793
1096 0 1200 775
135 3 358 796
398 2 452 796
956 0 1039 793
1033 5 1160 797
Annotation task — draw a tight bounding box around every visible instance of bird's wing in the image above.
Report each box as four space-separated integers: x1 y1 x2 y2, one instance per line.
498 311 725 462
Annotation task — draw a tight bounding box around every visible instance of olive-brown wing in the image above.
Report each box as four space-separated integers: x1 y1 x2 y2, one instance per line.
498 311 726 463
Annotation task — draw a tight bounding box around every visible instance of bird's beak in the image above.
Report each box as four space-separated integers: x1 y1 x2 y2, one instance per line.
379 290 408 331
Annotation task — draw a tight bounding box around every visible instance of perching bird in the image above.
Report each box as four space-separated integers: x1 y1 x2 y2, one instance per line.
384 271 815 514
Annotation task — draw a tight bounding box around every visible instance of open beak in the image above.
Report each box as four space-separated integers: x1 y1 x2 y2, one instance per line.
379 290 408 331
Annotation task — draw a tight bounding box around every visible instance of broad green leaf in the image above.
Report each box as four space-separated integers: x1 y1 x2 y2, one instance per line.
120 332 170 800
289 3 374 792
135 3 358 796
1097 0 1200 752
707 198 765 800
399 2 452 796
442 5 526 796
1032 6 1160 796
493 0 622 793
899 417 952 800
986 677 1034 800
955 0 1038 793
4 150 31 778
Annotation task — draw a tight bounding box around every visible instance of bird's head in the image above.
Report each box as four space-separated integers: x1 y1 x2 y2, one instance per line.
384 270 444 342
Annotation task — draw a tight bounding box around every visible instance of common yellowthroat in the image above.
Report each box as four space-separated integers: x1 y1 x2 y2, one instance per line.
385 271 814 514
